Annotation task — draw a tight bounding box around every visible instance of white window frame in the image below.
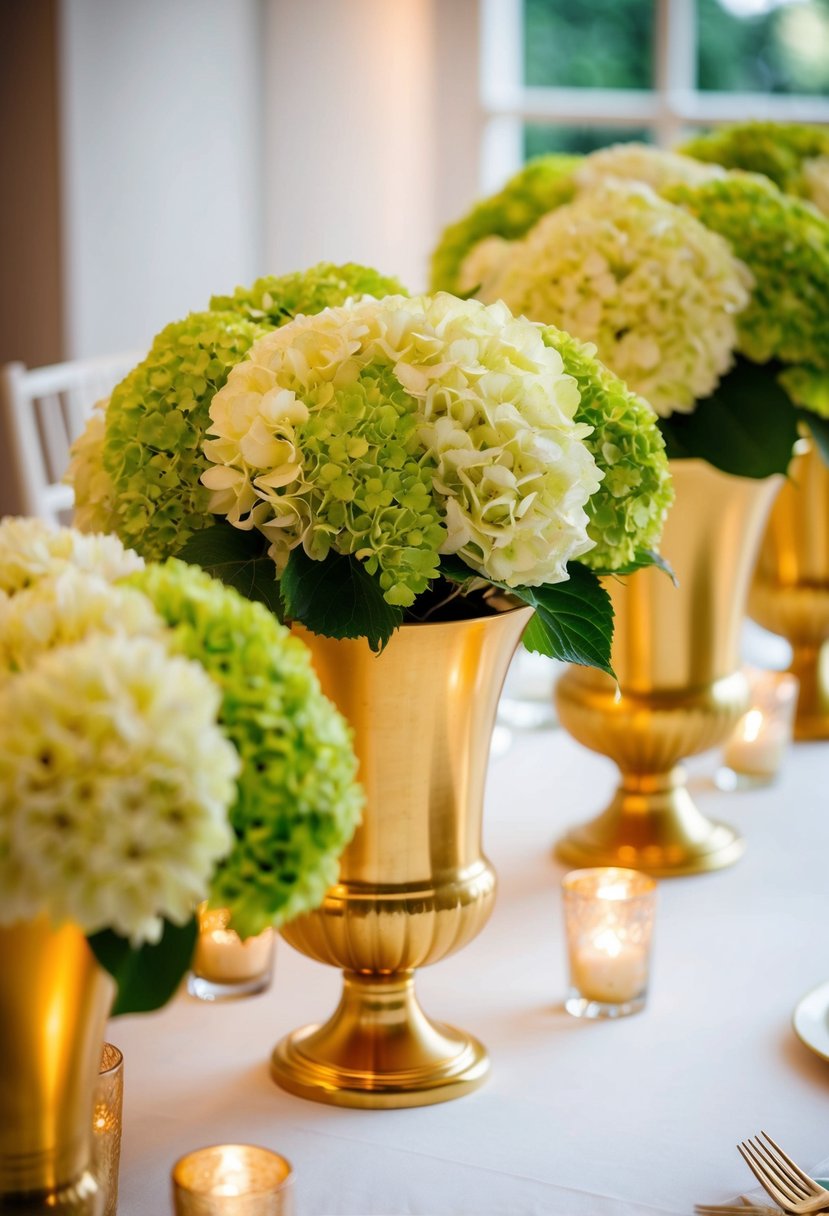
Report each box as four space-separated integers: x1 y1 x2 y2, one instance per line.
480 0 829 191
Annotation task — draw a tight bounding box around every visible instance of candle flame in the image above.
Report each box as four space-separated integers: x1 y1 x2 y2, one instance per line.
592 928 623 957
741 708 765 743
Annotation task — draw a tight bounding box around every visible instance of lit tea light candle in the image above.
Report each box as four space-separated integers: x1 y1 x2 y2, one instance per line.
719 669 798 788
562 867 656 1019
188 905 275 1002
91 1043 123 1216
172 1144 293 1215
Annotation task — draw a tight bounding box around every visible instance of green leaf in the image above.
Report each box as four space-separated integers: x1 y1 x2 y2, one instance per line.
175 521 284 619
88 918 198 1016
588 548 677 584
658 357 799 478
514 563 615 677
797 409 829 467
440 555 615 674
281 549 403 653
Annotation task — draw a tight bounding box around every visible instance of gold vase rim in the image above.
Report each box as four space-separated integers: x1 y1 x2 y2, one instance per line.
294 597 530 639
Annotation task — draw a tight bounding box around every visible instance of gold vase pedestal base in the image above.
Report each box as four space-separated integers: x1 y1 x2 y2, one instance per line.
789 644 829 741
271 972 489 1109
0 1172 101 1216
555 767 745 877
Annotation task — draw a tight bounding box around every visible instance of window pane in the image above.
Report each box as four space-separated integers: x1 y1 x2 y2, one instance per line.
523 0 655 89
698 0 829 94
524 124 653 160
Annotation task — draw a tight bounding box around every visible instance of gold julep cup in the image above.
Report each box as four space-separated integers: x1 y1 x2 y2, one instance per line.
749 442 829 740
272 601 532 1108
0 918 115 1215
555 460 781 877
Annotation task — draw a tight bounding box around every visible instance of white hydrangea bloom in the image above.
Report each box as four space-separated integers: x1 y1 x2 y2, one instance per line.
204 292 603 592
802 155 829 216
467 181 752 417
0 516 142 594
65 399 119 535
575 143 726 194
0 568 163 677
0 634 238 943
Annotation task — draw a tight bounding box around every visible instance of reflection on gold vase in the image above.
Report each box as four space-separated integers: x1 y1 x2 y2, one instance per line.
749 443 829 740
555 461 781 877
272 602 532 1108
0 918 115 1215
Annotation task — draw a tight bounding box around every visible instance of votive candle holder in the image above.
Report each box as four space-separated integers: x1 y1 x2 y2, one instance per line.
91 1043 124 1216
562 867 656 1019
718 668 799 789
172 1144 293 1215
188 905 275 1002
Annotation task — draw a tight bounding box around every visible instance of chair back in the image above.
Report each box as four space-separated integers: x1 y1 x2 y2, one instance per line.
0 353 141 524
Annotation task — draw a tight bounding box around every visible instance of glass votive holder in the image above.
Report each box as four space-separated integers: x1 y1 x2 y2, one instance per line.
91 1043 124 1216
188 905 276 1002
562 867 657 1020
717 668 799 790
172 1144 293 1215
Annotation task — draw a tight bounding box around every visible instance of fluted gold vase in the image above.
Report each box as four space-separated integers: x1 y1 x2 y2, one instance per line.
0 918 115 1214
272 602 532 1108
750 443 829 740
555 461 780 877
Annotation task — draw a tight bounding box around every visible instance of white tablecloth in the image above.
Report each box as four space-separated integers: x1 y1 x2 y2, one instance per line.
111 724 829 1216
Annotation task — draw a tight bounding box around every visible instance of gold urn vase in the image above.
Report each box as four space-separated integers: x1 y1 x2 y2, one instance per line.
0 918 115 1214
749 442 829 740
272 602 532 1108
555 460 780 877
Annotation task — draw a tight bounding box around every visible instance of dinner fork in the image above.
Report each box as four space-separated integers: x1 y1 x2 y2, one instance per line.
695 1203 780 1214
736 1131 829 1214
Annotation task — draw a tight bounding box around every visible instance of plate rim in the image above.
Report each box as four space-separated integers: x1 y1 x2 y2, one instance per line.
792 978 829 1063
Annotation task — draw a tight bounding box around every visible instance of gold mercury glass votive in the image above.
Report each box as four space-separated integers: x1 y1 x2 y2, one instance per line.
172 1144 293 1216
188 905 276 1002
92 1043 124 1216
562 868 657 1019
716 668 799 790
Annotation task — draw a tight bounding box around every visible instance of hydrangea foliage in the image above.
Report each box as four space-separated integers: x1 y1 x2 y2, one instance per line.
129 559 363 937
202 293 606 603
468 181 751 417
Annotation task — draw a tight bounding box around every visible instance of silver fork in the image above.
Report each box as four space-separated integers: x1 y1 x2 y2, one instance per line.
736 1131 829 1214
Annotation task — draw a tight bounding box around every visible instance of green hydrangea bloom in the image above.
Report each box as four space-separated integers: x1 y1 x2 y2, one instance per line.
665 174 829 370
542 327 673 569
681 122 829 200
430 154 580 294
128 559 363 938
778 364 829 419
102 311 265 561
211 262 406 324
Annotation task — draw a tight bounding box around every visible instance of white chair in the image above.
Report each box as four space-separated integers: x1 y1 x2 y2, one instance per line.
0 352 142 524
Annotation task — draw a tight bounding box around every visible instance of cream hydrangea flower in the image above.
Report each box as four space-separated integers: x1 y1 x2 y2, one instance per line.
0 517 143 594
467 181 752 417
0 568 163 677
203 293 602 601
65 399 119 535
575 143 725 194
0 634 238 943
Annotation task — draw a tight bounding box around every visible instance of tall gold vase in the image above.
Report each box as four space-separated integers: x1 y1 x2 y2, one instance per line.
749 443 829 740
272 602 532 1108
555 461 780 877
0 918 115 1214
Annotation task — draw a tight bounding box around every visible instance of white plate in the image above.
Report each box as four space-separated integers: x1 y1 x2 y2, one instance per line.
793 979 829 1062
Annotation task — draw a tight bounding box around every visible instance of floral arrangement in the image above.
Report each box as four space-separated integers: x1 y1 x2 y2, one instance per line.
69 263 405 561
465 180 750 418
680 121 829 213
0 518 362 1013
67 267 672 675
433 142 829 479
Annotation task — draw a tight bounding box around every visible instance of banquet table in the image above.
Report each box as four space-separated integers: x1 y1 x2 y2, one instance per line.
112 710 829 1216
